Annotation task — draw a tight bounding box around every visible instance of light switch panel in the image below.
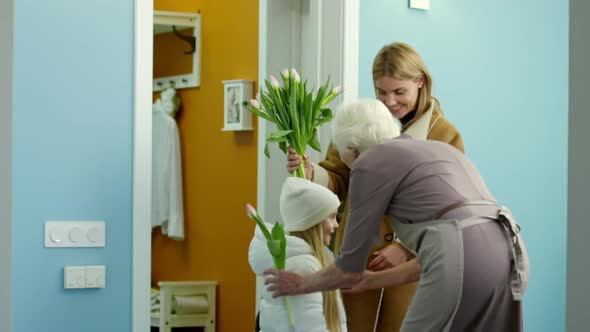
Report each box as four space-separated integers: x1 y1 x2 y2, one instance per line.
85 265 106 288
64 266 86 289
45 221 105 247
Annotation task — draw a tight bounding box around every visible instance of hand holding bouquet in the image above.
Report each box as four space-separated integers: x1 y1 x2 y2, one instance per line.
247 68 342 178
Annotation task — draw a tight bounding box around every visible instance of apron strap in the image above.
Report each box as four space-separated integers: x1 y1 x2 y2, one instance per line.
459 215 496 229
436 200 497 219
497 206 528 301
393 200 496 242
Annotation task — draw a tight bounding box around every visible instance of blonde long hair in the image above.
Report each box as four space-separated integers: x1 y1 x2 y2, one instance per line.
290 224 342 332
372 42 442 126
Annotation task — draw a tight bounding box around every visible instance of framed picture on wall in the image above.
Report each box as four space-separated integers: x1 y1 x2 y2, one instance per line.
222 80 254 131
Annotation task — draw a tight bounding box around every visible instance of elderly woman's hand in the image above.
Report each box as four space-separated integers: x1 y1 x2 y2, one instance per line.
286 147 314 180
263 268 306 298
340 270 375 295
368 243 412 271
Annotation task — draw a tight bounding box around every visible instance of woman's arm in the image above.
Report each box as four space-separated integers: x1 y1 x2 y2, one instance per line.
264 263 362 297
368 242 413 271
344 258 422 294
265 258 422 298
316 143 351 200
286 144 347 198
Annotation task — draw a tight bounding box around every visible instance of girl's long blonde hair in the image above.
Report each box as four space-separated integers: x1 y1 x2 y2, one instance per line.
372 42 442 126
290 224 342 332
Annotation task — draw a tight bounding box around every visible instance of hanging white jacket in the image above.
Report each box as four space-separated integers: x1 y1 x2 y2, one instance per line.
248 224 347 332
151 100 184 239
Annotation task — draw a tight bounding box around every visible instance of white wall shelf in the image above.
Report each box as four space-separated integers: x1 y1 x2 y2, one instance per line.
153 10 201 92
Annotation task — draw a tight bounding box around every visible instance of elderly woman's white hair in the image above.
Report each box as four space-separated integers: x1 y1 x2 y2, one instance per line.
332 99 402 153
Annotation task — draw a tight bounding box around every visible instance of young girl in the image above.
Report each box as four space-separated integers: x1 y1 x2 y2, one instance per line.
248 177 347 332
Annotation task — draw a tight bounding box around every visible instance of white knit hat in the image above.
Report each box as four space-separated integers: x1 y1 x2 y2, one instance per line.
280 177 341 232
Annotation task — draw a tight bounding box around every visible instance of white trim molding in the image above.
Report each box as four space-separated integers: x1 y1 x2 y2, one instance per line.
0 0 14 330
255 0 268 315
342 0 359 104
255 0 359 314
567 0 590 330
132 0 153 331
0 0 13 331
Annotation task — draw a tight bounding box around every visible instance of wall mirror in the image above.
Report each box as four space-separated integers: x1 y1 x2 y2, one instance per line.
153 10 201 91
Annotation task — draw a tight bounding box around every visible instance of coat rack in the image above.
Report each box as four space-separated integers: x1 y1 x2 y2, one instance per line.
153 10 201 91
172 26 196 55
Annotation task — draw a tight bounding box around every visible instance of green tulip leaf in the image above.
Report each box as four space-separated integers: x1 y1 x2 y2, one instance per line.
264 143 270 159
279 141 287 154
309 130 321 152
267 130 293 141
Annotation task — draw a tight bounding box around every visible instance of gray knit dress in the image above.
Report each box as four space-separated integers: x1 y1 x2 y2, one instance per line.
335 135 526 332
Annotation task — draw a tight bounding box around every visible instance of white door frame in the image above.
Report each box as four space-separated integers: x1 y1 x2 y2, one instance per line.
0 0 14 331
132 0 153 331
255 0 358 312
131 0 359 327
257 0 359 231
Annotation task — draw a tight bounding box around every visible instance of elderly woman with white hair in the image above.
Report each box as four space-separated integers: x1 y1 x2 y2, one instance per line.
264 99 529 332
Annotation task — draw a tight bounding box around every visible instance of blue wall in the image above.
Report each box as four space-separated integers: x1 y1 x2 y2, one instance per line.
12 0 134 331
359 1 568 331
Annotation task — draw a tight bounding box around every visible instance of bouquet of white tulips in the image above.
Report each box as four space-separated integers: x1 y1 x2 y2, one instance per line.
247 68 342 178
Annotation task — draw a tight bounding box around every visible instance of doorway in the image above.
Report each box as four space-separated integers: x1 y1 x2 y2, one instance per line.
131 1 359 331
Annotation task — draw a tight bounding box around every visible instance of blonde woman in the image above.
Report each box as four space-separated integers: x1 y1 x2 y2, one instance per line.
248 177 347 332
287 42 464 331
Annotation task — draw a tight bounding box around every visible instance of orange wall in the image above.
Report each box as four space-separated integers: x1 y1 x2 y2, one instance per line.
152 1 258 331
